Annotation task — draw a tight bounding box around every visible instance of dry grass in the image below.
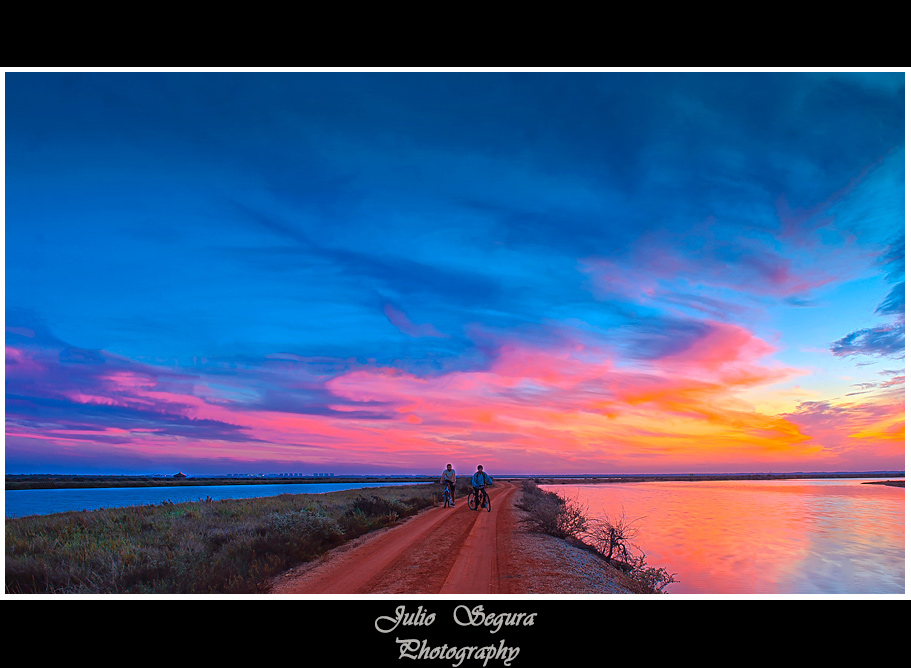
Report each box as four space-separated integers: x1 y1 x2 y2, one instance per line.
5 483 449 594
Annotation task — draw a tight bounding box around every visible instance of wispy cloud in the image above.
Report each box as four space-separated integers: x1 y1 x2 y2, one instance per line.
831 235 905 360
5 71 904 473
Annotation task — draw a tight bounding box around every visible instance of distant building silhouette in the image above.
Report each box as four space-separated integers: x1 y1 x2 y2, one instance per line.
174 472 187 479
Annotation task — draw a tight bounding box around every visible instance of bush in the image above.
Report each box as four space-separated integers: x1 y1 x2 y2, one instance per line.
584 511 642 565
339 495 410 538
622 556 679 594
518 481 587 539
583 512 678 593
518 481 678 594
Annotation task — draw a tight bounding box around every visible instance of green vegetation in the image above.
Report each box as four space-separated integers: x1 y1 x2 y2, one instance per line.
518 480 678 594
6 481 465 594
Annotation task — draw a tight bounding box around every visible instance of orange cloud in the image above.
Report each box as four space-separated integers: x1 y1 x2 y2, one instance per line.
8 318 900 474
311 327 829 472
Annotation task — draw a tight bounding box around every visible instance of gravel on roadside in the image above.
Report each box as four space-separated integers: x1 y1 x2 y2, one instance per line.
503 501 637 595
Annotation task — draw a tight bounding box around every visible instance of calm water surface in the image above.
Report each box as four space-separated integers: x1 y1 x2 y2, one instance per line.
4 481 417 518
543 478 904 595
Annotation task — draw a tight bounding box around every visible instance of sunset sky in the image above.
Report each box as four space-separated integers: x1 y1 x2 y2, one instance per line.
4 70 905 475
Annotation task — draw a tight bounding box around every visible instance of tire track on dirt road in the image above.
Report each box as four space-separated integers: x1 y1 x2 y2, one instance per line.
270 482 519 594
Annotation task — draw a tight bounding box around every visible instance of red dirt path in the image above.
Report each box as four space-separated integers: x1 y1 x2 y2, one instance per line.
270 482 533 594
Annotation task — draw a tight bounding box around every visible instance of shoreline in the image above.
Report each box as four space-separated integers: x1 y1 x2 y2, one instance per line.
534 473 905 486
5 471 903 491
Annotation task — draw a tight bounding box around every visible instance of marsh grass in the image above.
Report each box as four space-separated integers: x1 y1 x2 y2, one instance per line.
6 483 449 594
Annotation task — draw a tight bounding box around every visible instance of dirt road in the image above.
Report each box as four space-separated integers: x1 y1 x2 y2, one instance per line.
270 482 526 594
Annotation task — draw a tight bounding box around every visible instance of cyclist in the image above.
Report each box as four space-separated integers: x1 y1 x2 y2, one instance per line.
440 463 456 507
471 465 493 508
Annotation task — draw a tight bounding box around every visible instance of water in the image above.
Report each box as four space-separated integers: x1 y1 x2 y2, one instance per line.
4 481 419 518
543 478 904 595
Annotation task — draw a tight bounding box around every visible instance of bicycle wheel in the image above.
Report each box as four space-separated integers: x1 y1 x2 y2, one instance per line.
443 489 451 507
467 492 477 511
482 491 491 512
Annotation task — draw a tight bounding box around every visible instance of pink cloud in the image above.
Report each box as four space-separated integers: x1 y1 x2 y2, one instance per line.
782 396 905 469
315 327 827 472
656 321 781 378
5 345 46 377
579 209 858 306
7 316 901 474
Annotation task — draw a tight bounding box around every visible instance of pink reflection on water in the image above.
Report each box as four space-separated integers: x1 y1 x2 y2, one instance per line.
543 479 904 595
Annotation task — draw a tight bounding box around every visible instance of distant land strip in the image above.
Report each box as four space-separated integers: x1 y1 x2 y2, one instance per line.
534 473 905 486
4 474 437 490
5 472 904 490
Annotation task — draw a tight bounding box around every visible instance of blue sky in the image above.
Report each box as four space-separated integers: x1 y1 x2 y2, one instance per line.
3 70 905 475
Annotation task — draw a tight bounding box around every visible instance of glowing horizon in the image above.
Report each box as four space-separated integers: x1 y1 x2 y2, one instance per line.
4 71 905 476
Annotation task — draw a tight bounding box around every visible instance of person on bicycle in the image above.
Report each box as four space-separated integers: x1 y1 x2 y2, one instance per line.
471 465 493 507
440 464 456 506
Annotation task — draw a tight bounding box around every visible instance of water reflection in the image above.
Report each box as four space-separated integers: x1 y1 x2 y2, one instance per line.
543 479 904 595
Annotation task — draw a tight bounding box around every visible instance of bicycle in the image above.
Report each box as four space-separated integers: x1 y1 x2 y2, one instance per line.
467 486 491 512
442 483 454 508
